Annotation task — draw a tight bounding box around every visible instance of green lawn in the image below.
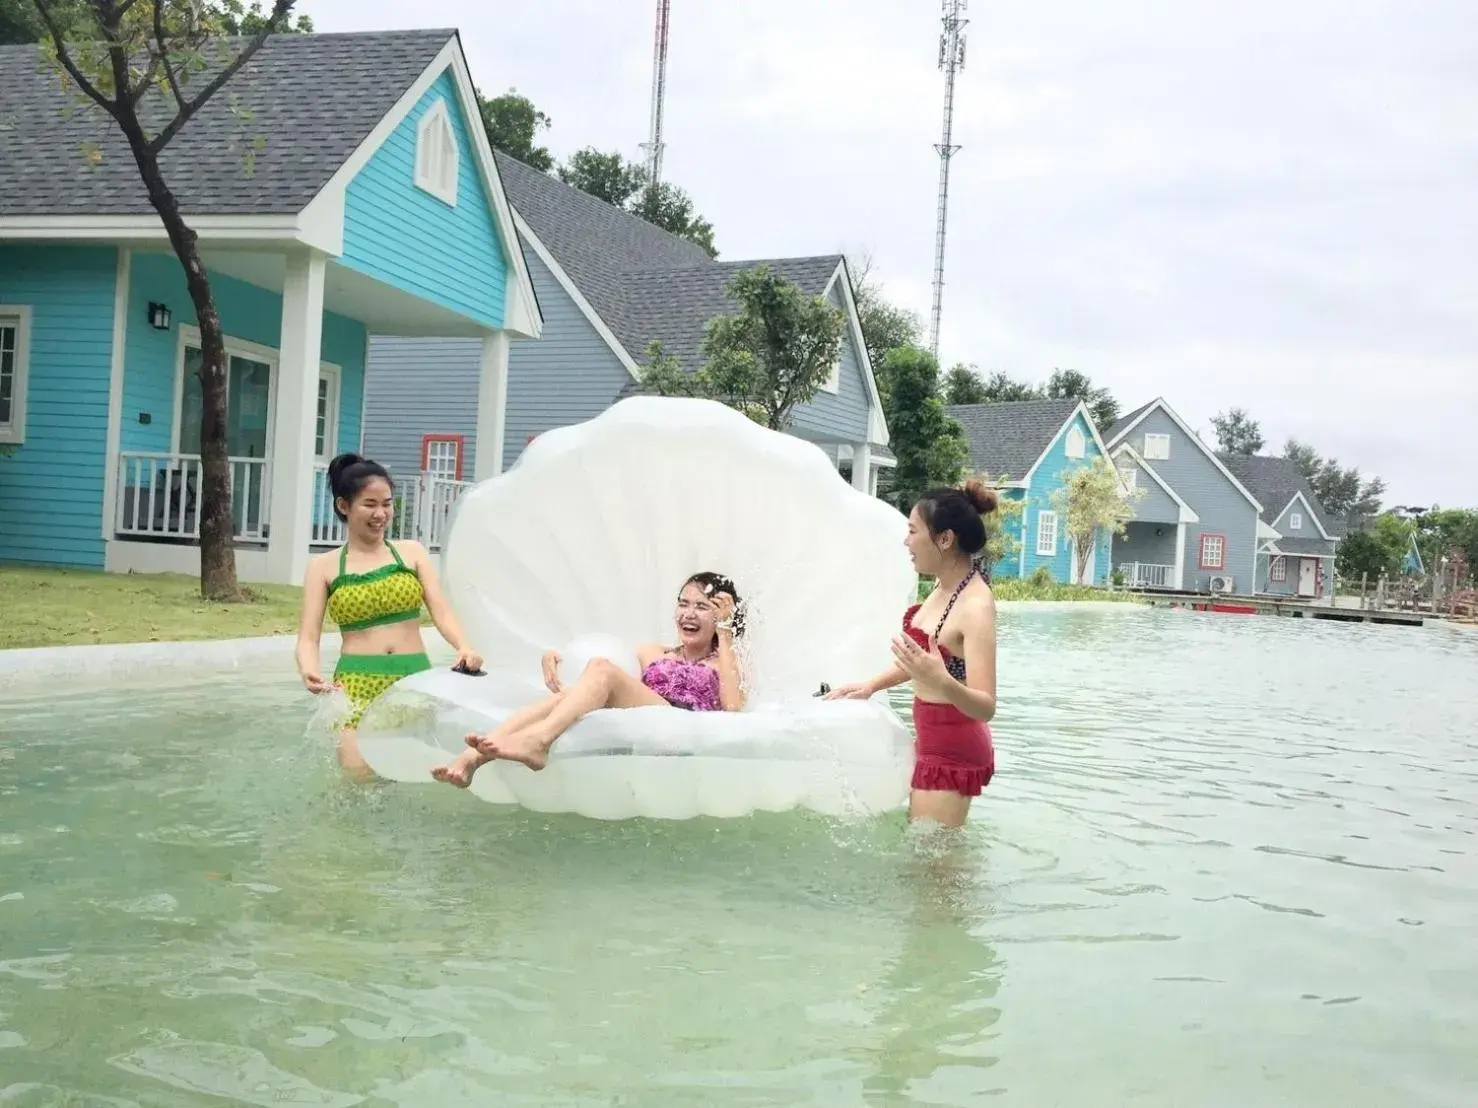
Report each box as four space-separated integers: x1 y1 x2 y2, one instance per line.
0 566 308 650
918 575 1142 603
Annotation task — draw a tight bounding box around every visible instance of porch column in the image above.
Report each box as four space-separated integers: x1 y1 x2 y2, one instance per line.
1173 521 1187 590
265 251 327 585
851 442 872 493
473 330 510 482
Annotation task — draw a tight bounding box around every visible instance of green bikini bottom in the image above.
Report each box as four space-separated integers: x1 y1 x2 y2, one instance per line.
333 652 432 728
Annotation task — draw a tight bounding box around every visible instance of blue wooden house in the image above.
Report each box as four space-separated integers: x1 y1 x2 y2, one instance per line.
1219 453 1341 598
362 151 895 495
1105 398 1277 595
0 31 540 584
947 399 1118 584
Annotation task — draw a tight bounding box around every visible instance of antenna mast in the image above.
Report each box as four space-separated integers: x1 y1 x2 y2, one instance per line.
640 0 672 187
929 0 968 359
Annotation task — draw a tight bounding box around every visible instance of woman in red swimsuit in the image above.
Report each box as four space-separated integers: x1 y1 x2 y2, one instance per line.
826 480 998 827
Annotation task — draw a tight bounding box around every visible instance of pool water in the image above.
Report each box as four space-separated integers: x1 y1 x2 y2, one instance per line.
2 607 1477 1105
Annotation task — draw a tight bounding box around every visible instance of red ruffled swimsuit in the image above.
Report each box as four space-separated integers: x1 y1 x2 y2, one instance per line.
903 599 995 797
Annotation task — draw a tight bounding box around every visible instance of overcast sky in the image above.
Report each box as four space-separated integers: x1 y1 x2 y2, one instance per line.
309 0 1475 509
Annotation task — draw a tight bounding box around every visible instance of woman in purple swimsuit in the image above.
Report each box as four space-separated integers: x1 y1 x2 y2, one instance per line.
432 572 745 784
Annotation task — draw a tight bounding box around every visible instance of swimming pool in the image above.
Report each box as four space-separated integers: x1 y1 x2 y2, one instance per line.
2 607 1475 1105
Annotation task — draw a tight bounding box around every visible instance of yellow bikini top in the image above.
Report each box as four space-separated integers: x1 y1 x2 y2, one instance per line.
326 541 424 633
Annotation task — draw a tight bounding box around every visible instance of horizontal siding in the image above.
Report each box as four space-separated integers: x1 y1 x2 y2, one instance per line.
0 244 117 568
1113 521 1179 574
1119 454 1182 524
1123 408 1259 593
503 250 631 471
341 69 508 331
361 247 634 476
1020 410 1111 585
362 336 481 478
790 283 871 445
122 252 366 459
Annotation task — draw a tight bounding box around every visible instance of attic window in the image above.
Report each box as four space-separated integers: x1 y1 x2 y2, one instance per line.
414 99 459 206
1118 465 1137 491
1065 425 1086 459
1142 433 1170 460
1289 511 1303 530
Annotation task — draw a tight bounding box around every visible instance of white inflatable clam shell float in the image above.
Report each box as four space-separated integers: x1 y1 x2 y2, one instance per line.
354 397 918 820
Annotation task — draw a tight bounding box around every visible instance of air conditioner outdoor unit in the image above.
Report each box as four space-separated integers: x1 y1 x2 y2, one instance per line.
1209 575 1234 594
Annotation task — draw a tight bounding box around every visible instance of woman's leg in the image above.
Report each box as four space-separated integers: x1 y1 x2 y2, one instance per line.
908 789 972 828
472 658 666 771
336 727 376 782
432 692 565 787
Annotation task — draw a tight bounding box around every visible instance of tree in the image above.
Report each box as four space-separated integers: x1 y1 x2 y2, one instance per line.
1050 456 1143 585
1210 407 1264 455
631 181 716 258
640 266 842 431
1336 527 1400 582
557 147 645 207
978 370 1041 403
476 88 553 172
1045 368 1119 431
1283 438 1386 519
848 254 922 381
877 345 967 511
2 0 44 41
218 0 309 33
33 0 298 600
556 147 717 257
944 364 991 406
983 483 1023 573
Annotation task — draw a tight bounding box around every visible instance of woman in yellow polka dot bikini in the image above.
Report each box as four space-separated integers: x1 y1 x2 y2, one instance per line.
295 453 481 777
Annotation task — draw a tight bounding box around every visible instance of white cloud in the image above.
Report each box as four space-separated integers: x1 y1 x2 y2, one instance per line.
307 0 1477 507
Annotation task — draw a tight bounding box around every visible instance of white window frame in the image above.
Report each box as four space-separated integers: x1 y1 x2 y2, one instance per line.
414 98 459 207
1288 511 1303 531
1270 555 1287 582
170 323 281 456
0 305 33 445
1036 510 1059 556
315 362 342 464
1199 533 1226 571
1065 425 1086 459
1142 432 1171 461
422 435 463 482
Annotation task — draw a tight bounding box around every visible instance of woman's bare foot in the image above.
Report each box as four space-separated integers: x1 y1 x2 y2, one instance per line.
431 745 486 788
468 727 551 771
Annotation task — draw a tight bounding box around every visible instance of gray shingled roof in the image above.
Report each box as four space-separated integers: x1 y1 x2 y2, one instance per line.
1105 399 1157 444
1218 453 1339 537
1273 537 1336 556
494 151 844 372
947 399 1081 481
0 31 453 216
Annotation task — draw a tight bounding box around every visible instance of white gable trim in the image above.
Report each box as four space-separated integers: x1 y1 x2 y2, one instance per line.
511 211 642 379
0 212 337 253
1275 491 1334 540
1019 402 1119 487
1111 444 1200 524
823 260 890 447
296 34 541 339
1102 397 1263 512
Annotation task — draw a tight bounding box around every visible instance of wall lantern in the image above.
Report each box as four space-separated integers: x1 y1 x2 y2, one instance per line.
147 301 171 331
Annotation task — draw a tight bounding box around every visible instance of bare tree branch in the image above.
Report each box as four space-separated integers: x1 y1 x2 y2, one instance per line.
147 0 294 155
151 0 187 113
31 1 121 120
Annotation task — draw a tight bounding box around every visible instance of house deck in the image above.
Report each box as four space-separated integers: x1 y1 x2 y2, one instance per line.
1132 590 1426 626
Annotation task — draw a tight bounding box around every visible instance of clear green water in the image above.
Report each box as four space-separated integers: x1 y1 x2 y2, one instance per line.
3 608 1476 1106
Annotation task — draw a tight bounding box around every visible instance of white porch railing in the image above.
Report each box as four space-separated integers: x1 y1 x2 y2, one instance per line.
115 454 473 550
310 464 471 550
115 452 270 541
1118 561 1176 589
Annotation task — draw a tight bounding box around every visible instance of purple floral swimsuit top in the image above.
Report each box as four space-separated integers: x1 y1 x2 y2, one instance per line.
642 654 723 712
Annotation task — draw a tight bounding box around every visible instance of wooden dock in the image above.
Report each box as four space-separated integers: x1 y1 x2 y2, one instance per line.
1131 590 1427 627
